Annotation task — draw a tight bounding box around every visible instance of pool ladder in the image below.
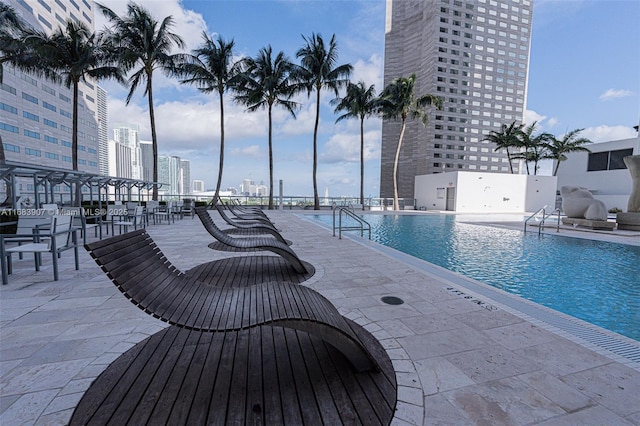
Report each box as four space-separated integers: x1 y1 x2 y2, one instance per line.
524 206 561 235
332 206 371 239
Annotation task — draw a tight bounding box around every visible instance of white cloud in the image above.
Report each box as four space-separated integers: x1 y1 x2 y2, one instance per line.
524 109 547 127
547 117 559 127
230 145 262 158
580 125 637 143
321 128 382 164
350 55 384 90
599 89 633 101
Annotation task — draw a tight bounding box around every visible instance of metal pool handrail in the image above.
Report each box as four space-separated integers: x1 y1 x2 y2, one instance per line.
332 207 371 240
525 206 561 235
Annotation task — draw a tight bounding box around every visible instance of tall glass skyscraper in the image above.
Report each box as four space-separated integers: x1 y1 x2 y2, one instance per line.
380 0 533 199
0 0 100 173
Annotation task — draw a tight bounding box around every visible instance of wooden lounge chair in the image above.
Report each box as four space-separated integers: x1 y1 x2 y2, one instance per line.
195 207 307 274
84 230 377 373
212 203 287 242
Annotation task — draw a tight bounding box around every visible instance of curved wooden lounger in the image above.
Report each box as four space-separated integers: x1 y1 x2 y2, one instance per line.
85 230 378 372
196 207 307 274
213 203 284 239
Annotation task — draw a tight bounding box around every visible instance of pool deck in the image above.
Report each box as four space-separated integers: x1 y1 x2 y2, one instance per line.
1 210 639 425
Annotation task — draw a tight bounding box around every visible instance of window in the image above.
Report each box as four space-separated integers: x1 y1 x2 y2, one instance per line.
1 83 16 95
587 149 633 171
25 148 41 157
3 143 20 153
45 152 59 160
60 109 72 118
0 102 17 114
610 149 633 169
44 118 57 128
62 155 72 162
59 93 71 103
62 140 72 147
45 135 58 144
42 84 56 96
22 92 38 104
24 129 40 139
23 111 39 121
43 101 57 111
0 122 19 133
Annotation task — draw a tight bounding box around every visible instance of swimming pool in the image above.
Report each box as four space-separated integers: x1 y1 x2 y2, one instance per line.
310 213 640 342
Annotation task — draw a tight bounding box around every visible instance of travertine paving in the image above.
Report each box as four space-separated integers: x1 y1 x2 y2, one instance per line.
1 210 639 425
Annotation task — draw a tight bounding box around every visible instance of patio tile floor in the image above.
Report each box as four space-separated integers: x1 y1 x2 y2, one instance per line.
0 210 639 425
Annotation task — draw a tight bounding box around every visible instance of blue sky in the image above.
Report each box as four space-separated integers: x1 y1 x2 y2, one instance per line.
96 0 639 197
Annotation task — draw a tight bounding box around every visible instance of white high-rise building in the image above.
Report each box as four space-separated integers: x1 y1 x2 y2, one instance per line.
112 123 142 180
192 179 205 193
0 0 101 173
380 0 533 199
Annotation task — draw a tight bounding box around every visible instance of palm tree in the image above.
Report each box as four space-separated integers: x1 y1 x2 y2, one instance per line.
3 20 123 204
512 122 552 175
178 33 240 204
97 2 186 200
295 33 352 210
332 81 378 206
378 74 442 210
0 2 28 165
545 129 592 176
0 2 27 84
483 120 523 174
235 46 298 209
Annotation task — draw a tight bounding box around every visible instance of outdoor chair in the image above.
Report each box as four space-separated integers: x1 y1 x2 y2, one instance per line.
61 206 101 245
84 229 377 373
1 210 55 259
1 215 79 284
103 206 128 235
181 198 195 218
153 201 175 225
195 207 307 274
111 206 145 235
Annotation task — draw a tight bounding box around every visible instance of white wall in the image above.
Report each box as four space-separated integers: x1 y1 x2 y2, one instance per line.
556 137 639 210
415 172 557 213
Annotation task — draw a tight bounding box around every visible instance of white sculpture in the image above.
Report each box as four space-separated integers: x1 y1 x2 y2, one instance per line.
560 186 608 221
624 155 640 212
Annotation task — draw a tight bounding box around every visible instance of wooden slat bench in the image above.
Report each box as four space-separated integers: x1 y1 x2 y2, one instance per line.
70 323 397 425
196 207 307 274
85 230 376 372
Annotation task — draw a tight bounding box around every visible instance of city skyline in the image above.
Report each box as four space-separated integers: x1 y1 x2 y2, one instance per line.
94 0 638 197
2 1 638 198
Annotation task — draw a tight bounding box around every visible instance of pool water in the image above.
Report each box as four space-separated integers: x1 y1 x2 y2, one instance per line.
311 214 640 341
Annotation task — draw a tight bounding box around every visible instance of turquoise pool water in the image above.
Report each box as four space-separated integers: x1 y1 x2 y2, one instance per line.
311 214 640 341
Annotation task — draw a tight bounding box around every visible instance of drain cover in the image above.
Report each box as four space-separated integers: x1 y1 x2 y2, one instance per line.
381 296 404 305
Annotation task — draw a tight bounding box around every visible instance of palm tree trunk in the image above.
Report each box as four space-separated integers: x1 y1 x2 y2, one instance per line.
506 149 514 174
148 80 159 201
268 104 274 210
214 91 225 203
312 88 320 210
553 161 560 176
393 119 407 211
359 116 365 206
72 80 81 206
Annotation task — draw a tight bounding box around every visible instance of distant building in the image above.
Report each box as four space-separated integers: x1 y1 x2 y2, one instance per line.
0 0 100 173
140 140 154 182
192 179 205 192
180 159 191 195
112 124 142 179
108 139 132 179
97 86 109 176
381 0 533 199
158 155 191 196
